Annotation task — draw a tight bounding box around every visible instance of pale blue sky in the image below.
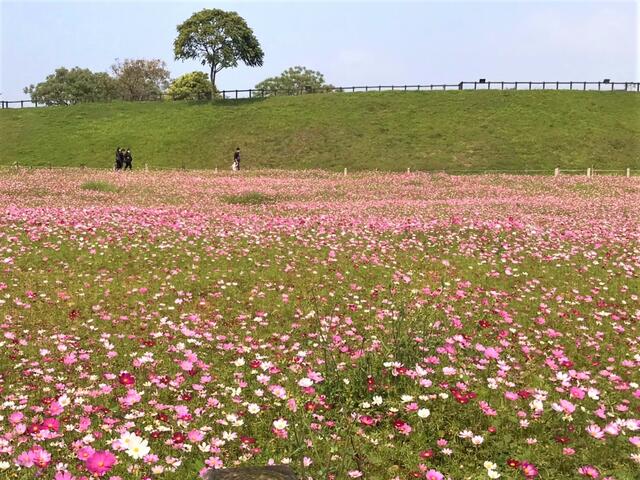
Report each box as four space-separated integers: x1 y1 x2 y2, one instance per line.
0 0 637 99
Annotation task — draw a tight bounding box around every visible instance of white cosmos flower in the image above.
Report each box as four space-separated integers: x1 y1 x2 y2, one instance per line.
273 418 288 430
484 461 497 470
298 378 313 388
488 470 501 479
417 408 430 418
247 403 260 414
123 433 150 459
471 435 484 445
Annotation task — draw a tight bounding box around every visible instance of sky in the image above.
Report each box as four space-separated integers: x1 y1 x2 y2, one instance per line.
0 0 637 99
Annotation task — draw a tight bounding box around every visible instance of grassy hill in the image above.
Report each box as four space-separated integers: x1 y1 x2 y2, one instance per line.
1 91 639 171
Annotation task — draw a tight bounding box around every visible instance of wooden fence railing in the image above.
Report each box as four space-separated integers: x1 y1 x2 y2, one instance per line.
1 80 638 108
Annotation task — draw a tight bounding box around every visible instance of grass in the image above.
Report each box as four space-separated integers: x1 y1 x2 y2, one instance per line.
223 191 277 205
1 91 639 172
80 180 119 192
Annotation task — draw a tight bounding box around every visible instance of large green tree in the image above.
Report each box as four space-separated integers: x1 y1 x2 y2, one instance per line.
111 59 170 101
255 66 333 95
173 9 264 91
166 71 216 100
24 67 118 105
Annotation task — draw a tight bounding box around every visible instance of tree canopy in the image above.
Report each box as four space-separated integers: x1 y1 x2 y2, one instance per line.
254 66 333 95
111 59 170 101
23 67 118 105
166 71 216 100
173 9 264 90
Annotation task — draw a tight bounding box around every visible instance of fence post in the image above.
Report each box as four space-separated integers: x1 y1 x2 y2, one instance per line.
554 167 559 177
235 90 238 99
529 82 532 90
627 168 631 178
222 90 226 100
21 100 24 108
343 167 347 176
570 81 572 90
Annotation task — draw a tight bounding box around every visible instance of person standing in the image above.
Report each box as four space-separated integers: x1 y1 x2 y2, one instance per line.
124 148 133 170
115 147 123 170
233 147 241 171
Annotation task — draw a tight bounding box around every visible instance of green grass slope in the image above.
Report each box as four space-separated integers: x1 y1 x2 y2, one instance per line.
1 91 639 171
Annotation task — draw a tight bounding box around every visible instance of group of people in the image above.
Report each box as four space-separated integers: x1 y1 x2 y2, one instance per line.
112 147 240 171
115 147 133 170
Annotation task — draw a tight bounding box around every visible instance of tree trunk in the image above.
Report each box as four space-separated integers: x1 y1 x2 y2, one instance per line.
210 65 217 93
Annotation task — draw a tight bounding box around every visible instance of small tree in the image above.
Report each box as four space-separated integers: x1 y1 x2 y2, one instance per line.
166 71 216 100
174 8 264 91
111 58 170 101
24 67 118 105
255 66 333 96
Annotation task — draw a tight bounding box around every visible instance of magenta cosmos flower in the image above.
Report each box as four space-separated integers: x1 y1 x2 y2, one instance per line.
85 450 116 476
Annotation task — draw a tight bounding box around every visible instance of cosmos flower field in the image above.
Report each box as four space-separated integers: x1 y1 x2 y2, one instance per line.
0 169 639 480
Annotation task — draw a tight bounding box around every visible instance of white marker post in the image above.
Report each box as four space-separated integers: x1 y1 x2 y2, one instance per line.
627 168 631 178
554 168 559 177
344 168 347 176
144 163 148 172
587 167 592 178
407 167 410 173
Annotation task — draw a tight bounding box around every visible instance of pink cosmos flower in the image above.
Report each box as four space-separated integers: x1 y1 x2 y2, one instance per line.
425 470 444 480
521 462 539 478
85 450 116 476
484 347 499 359
188 429 204 442
55 471 76 480
578 466 600 478
393 419 412 436
359 415 375 426
586 424 605 440
8 412 24 424
77 446 95 461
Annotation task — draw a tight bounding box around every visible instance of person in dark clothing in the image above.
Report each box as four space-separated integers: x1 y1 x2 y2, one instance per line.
123 148 133 170
233 147 241 171
115 147 123 170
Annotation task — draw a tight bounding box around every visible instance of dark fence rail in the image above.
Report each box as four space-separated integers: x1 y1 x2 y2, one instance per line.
2 80 638 108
